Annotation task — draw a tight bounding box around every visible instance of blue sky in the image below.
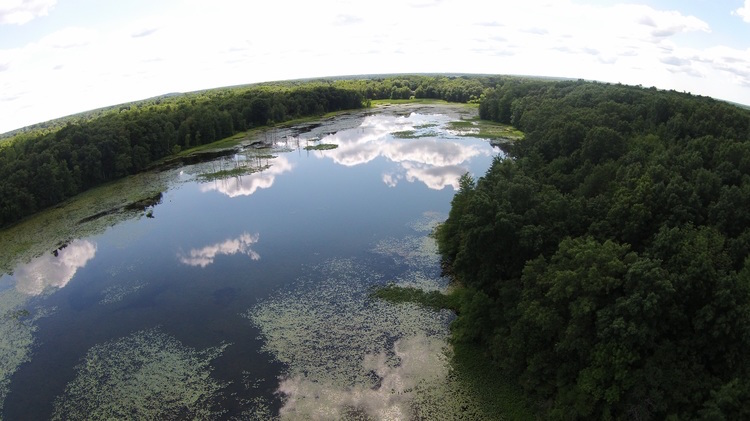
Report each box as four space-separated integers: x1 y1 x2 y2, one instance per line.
1 0 750 134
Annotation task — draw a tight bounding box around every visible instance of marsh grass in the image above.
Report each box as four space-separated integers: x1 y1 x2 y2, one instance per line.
447 118 525 142
391 130 419 139
371 285 459 312
198 164 271 181
303 143 338 151
447 120 475 129
392 129 440 139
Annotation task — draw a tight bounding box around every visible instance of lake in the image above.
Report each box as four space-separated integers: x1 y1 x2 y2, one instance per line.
0 103 500 420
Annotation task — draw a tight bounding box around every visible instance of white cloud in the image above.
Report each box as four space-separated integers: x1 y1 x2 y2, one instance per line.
734 0 750 23
40 27 97 49
0 0 56 25
0 0 749 134
128 15 162 38
382 172 401 187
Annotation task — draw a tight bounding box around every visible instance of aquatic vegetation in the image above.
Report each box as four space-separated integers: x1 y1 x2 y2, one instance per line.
99 282 147 305
313 112 493 191
391 130 418 139
199 155 294 198
446 119 524 142
197 164 272 182
391 129 440 139
0 169 172 275
372 235 440 269
232 396 276 421
303 143 338 151
245 257 455 419
198 165 271 181
275 334 451 420
371 285 458 312
51 328 230 420
0 289 51 417
0 105 504 419
407 210 445 233
245 210 502 419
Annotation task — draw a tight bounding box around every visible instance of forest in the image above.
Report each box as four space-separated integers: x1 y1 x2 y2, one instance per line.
438 79 750 419
0 75 500 228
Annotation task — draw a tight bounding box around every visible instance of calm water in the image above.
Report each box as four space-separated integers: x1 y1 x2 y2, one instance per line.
0 104 499 419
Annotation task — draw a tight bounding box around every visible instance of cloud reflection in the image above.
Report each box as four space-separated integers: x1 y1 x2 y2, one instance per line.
14 239 97 296
277 334 448 419
312 113 490 190
402 162 468 190
199 156 293 198
179 233 260 267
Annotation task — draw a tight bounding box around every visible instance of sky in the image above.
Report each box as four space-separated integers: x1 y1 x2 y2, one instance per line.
1 0 750 134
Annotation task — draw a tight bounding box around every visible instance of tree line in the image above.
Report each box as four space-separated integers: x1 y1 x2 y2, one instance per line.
438 79 750 419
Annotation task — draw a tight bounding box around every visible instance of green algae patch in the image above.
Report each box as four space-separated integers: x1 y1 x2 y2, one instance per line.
407 210 445 233
447 119 524 143
245 257 451 387
245 256 456 419
244 251 457 419
99 282 147 305
373 235 440 269
392 130 419 139
51 328 230 420
371 211 444 269
303 143 338 151
391 129 440 139
0 288 52 417
244 211 507 419
197 164 271 182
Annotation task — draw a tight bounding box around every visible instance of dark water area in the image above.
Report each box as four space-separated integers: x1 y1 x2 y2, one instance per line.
0 104 499 419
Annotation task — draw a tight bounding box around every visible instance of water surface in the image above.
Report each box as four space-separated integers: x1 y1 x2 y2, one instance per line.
0 104 499 419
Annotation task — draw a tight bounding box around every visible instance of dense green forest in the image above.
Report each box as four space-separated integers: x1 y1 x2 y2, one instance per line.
0 75 506 228
438 79 750 419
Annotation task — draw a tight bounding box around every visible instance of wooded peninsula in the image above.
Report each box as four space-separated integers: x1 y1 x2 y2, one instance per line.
3 75 750 419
